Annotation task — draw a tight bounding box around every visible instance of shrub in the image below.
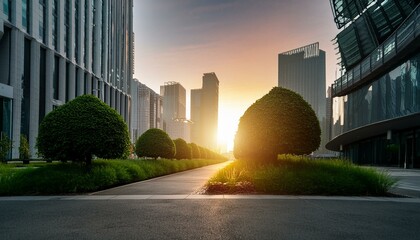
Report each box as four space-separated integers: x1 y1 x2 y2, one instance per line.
135 129 175 159
234 87 320 162
19 134 30 160
189 143 201 159
173 138 192 160
199 146 208 159
0 133 12 162
36 95 130 165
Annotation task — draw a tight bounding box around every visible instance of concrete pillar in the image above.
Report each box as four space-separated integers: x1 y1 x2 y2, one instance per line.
77 68 84 96
10 29 24 159
85 73 92 95
67 64 76 100
29 40 41 157
59 58 66 102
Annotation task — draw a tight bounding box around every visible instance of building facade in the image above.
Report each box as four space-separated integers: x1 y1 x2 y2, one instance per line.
160 82 190 140
278 42 329 154
131 79 162 142
327 0 420 168
190 72 219 150
0 0 134 159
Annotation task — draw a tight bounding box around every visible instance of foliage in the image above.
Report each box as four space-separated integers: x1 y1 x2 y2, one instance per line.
207 155 396 196
36 95 130 165
234 87 321 162
173 138 192 159
135 129 175 159
19 134 31 160
0 133 12 162
199 146 208 159
189 143 201 159
0 158 227 195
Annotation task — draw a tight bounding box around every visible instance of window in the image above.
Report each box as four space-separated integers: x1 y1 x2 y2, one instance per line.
91 0 95 71
3 0 11 21
75 0 80 63
64 0 70 56
52 0 58 50
39 0 46 43
22 0 29 32
83 0 88 66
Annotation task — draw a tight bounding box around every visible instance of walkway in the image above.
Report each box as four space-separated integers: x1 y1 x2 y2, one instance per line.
376 167 420 198
91 161 231 196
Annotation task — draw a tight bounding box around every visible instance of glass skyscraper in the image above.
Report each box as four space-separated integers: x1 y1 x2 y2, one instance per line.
327 0 420 168
278 42 328 155
0 0 134 159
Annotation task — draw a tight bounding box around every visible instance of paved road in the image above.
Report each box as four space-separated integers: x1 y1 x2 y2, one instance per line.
1 197 420 240
2 164 420 239
92 161 232 195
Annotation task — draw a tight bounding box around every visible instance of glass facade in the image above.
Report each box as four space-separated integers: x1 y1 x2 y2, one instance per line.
332 53 420 138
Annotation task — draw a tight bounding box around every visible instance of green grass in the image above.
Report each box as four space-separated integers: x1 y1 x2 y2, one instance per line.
0 158 226 196
206 155 397 196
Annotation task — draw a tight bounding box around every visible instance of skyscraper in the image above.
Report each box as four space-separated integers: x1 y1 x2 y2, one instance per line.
190 73 219 150
131 79 163 142
278 42 327 153
327 0 420 168
0 0 134 159
160 82 190 140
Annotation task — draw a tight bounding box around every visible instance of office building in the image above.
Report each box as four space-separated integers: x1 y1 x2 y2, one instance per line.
278 42 328 154
160 82 189 140
190 72 219 150
0 0 133 159
327 0 420 168
131 79 162 142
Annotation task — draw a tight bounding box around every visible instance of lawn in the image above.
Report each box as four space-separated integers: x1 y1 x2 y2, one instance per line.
0 158 226 196
206 155 397 196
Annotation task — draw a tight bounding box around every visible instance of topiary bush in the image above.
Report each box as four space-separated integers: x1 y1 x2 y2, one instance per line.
135 129 175 159
234 87 320 162
189 143 201 159
36 95 130 165
173 138 192 160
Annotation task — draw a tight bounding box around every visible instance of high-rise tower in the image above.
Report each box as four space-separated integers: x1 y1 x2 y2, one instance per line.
278 42 327 154
191 73 219 150
0 0 134 158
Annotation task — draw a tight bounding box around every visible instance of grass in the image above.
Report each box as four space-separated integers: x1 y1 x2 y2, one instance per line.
0 158 226 196
206 155 397 196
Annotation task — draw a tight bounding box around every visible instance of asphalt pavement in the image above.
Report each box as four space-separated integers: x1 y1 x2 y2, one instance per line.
2 163 420 239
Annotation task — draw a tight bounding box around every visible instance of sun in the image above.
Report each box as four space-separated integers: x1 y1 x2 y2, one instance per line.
217 108 241 152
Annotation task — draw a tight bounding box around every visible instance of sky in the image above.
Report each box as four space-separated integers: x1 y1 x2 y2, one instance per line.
133 0 339 151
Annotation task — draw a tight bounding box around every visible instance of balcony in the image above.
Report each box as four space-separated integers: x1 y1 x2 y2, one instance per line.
332 5 420 97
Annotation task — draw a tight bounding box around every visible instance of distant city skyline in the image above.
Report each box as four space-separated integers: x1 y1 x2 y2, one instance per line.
133 1 339 150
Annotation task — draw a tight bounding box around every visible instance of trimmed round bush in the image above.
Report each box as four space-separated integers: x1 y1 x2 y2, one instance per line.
37 95 130 164
135 129 175 159
173 138 192 160
189 143 201 159
234 87 321 162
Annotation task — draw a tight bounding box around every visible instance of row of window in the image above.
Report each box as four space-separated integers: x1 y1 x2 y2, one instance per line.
332 53 420 138
2 1 132 112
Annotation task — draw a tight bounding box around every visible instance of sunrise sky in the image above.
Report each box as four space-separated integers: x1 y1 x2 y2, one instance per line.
133 0 339 151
